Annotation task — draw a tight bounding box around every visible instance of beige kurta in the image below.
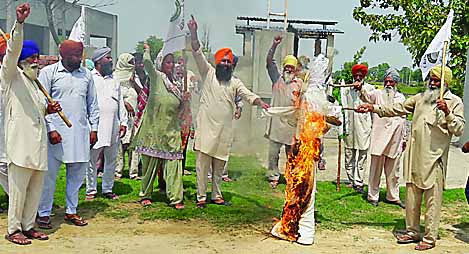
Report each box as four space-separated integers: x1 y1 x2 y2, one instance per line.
193 49 260 161
361 88 407 158
341 83 374 150
374 90 465 189
264 78 301 145
1 22 48 172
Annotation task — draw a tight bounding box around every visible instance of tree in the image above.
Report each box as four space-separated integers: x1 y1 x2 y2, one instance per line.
135 36 164 61
399 66 412 85
353 0 469 95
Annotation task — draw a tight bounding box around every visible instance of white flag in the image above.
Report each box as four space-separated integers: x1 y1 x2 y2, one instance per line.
69 6 86 44
162 0 186 56
419 10 453 80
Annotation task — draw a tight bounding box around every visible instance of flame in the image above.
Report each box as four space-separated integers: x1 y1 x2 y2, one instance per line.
279 103 327 241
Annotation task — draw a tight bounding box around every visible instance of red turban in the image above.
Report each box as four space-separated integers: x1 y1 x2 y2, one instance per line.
59 40 84 57
351 64 368 76
0 33 11 56
214 48 234 65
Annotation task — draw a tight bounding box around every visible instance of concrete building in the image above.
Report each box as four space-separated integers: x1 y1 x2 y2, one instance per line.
0 0 118 59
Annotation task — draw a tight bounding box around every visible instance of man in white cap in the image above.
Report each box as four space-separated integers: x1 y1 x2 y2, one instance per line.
36 40 100 228
85 47 127 201
354 68 406 208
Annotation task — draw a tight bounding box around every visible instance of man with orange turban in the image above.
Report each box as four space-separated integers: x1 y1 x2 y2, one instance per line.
188 16 270 208
264 35 302 189
340 63 374 193
36 39 99 229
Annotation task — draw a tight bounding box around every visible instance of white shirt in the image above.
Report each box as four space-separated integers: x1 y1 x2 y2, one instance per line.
92 70 127 149
0 71 6 163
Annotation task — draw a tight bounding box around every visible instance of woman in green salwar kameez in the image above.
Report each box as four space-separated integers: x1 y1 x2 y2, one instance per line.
132 43 187 209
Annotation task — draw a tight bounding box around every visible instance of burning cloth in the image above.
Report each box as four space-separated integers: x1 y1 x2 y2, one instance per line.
267 55 332 245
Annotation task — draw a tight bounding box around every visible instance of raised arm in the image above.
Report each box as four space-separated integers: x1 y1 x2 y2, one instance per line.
1 3 30 81
142 44 158 82
188 15 210 78
266 35 282 84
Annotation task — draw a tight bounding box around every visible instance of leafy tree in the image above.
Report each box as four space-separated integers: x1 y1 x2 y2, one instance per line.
135 36 164 62
399 66 412 85
353 0 469 95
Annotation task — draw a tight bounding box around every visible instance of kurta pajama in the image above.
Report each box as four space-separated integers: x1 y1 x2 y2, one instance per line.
38 60 99 217
131 49 183 204
192 48 259 202
87 70 127 195
341 84 374 186
360 88 406 202
373 90 465 244
0 67 8 193
265 57 300 181
1 22 48 234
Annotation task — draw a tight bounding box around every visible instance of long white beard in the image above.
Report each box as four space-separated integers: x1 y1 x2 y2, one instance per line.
423 87 440 104
283 71 294 84
21 62 39 80
383 86 396 104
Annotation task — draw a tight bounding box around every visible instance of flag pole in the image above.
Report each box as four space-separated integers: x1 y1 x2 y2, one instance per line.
439 41 448 100
81 6 87 67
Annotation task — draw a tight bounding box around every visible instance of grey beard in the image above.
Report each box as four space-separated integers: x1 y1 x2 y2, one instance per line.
283 72 294 84
423 88 440 104
20 62 39 80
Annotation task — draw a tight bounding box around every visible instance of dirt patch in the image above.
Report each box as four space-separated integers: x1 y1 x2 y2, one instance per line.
0 214 467 254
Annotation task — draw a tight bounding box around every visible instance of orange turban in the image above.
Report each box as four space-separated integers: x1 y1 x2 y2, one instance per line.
0 33 11 55
59 40 84 57
214 48 234 65
351 64 368 76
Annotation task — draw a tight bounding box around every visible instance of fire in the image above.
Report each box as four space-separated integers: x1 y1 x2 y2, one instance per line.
279 108 327 241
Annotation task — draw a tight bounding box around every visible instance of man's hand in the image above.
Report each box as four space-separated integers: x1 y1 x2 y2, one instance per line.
436 99 450 116
48 131 62 145
124 102 135 117
355 104 374 113
273 35 283 47
187 15 198 33
258 100 270 110
16 3 30 24
234 107 242 120
462 141 469 153
90 131 98 146
119 125 127 138
402 141 407 151
47 101 62 114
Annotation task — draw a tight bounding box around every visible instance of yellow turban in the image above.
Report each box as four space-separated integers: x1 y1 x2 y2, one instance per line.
283 55 298 68
429 65 452 85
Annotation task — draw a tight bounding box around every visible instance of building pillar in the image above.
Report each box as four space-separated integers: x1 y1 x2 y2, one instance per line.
460 47 469 144
326 34 335 74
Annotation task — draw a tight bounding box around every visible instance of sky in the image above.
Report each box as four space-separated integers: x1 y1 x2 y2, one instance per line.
97 0 414 70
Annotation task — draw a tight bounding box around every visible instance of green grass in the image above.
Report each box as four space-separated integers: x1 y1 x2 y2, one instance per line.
0 152 467 233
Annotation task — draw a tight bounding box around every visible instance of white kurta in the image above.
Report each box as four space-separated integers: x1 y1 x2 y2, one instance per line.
0 68 6 164
91 70 127 149
192 49 260 161
360 88 407 158
341 83 374 150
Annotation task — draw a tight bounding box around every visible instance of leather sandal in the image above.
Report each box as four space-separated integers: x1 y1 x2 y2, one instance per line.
415 241 435 251
36 215 52 229
396 233 420 244
140 199 152 207
171 202 185 210
5 231 31 245
64 214 88 227
211 198 232 206
23 229 49 241
269 180 279 189
196 200 206 209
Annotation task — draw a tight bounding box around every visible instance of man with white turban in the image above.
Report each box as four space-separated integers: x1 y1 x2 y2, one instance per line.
355 68 406 208
356 65 465 251
114 53 140 180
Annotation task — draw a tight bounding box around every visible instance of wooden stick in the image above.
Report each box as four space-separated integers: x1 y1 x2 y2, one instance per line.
22 73 73 128
337 137 341 192
439 41 449 100
331 84 356 88
342 107 357 111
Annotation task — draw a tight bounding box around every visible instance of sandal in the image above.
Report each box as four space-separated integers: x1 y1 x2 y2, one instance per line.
196 200 206 209
172 202 185 210
85 193 96 201
64 214 88 227
415 241 435 251
269 180 279 189
23 229 49 241
211 198 232 206
36 216 52 230
140 199 152 207
396 233 420 244
103 192 119 200
5 231 31 245
222 176 233 182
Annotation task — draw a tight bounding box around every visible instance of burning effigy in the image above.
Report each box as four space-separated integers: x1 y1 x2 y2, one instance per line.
265 55 338 245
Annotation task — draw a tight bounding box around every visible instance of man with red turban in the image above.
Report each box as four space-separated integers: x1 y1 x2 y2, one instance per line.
340 63 374 193
188 16 270 208
36 38 99 229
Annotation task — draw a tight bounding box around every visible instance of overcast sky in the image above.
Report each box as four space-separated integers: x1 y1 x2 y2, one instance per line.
97 0 414 70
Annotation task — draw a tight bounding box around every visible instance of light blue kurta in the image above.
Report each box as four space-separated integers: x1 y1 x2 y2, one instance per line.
39 61 100 163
